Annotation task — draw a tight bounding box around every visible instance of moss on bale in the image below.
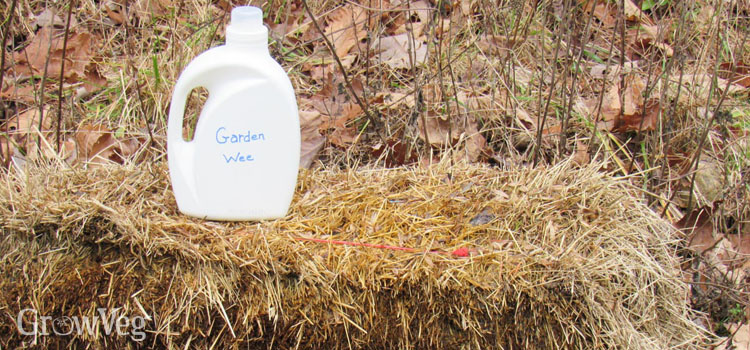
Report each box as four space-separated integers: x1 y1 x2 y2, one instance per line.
0 161 706 349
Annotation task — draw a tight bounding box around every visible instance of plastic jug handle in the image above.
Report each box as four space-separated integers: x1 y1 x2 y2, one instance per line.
168 70 210 147
168 67 215 205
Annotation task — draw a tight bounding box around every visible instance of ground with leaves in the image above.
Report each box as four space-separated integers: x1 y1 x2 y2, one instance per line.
1 0 749 348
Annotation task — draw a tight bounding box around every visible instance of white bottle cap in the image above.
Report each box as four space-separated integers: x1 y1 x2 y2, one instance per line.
226 6 268 45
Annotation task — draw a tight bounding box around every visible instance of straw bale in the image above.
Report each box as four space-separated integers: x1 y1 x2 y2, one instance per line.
0 161 706 349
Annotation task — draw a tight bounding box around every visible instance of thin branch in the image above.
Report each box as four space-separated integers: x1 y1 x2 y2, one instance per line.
37 28 56 153
300 0 386 144
0 0 19 169
686 27 749 211
122 0 155 147
56 0 75 153
532 5 566 165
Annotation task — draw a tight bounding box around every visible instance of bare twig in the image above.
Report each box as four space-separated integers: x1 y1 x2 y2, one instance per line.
685 27 749 211
0 0 18 169
561 0 596 157
122 0 155 147
300 0 386 144
37 24 56 153
56 0 75 153
532 4 567 165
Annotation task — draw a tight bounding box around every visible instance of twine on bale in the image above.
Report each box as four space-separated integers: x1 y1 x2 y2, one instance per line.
0 160 708 349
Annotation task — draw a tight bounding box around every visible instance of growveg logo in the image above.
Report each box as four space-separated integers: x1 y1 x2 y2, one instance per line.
16 308 147 341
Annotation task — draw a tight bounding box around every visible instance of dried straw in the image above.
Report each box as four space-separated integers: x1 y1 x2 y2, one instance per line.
0 160 706 349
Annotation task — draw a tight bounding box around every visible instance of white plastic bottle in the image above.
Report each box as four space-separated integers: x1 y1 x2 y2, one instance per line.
167 6 300 221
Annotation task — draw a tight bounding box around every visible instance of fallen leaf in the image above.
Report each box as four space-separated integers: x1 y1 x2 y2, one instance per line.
583 75 661 132
477 35 521 55
309 72 365 147
11 27 105 93
377 33 428 69
461 131 488 162
614 98 660 132
623 0 654 24
299 109 325 168
104 2 126 25
679 73 747 101
592 2 617 27
75 123 142 164
622 74 645 116
418 114 455 146
719 61 750 88
572 141 590 166
3 108 52 145
417 113 488 162
33 9 76 29
325 4 368 59
719 323 750 350
321 103 361 147
131 0 172 22
0 83 38 104
371 138 418 167
589 83 621 131
266 3 305 39
723 233 750 270
675 207 717 254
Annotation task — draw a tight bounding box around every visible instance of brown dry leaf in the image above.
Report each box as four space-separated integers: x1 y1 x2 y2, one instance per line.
132 0 172 22
325 4 368 59
583 75 660 132
103 2 126 25
33 9 77 29
723 233 750 271
680 73 747 100
461 131 488 162
719 323 750 350
371 139 418 167
75 124 141 164
622 74 645 116
675 207 718 254
11 27 106 93
417 113 488 162
309 72 365 147
593 2 617 27
320 104 361 147
267 3 305 39
418 115 455 146
583 0 653 27
404 0 431 24
3 108 52 144
623 0 654 24
377 33 428 69
615 99 660 132
572 141 590 166
719 61 750 88
588 83 621 131
0 83 38 104
299 109 325 168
